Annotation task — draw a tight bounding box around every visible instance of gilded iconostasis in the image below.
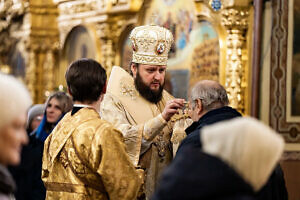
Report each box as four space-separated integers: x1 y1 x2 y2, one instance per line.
0 0 253 115
121 0 252 115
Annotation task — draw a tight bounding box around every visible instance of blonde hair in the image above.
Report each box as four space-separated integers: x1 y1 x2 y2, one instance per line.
0 73 32 130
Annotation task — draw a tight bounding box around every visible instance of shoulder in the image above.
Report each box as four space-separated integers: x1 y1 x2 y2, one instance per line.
177 130 202 154
101 93 124 109
154 146 254 200
102 92 117 101
162 90 174 101
95 120 123 141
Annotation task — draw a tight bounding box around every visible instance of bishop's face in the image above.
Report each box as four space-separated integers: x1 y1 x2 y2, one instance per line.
131 64 166 103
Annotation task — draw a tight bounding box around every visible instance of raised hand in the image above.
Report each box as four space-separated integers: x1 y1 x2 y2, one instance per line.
162 98 185 121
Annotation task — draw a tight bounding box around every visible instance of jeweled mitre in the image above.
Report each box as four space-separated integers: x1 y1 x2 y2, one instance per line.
129 24 174 66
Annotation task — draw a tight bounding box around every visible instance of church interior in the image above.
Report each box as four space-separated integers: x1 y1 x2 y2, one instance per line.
1 0 300 199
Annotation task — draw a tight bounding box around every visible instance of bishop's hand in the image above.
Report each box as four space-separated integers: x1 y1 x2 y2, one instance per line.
162 98 185 122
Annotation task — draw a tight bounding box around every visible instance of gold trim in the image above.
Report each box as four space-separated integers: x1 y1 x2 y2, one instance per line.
285 143 300 151
44 182 106 194
132 54 168 66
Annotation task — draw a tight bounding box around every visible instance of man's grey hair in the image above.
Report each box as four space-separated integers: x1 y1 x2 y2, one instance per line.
190 80 229 111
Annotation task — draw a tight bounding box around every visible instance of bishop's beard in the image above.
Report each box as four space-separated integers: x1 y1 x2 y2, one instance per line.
134 71 164 104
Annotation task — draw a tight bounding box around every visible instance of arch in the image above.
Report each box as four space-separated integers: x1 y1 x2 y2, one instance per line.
116 23 135 72
56 25 101 86
193 3 227 85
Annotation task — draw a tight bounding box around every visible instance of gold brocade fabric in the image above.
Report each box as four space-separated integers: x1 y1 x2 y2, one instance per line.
42 108 142 200
100 66 192 199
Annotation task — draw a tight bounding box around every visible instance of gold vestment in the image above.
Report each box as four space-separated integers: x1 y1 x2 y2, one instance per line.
100 66 191 199
42 107 142 200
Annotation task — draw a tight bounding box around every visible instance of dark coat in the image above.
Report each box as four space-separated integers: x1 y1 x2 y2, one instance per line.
164 106 287 200
0 164 16 200
8 132 46 200
255 164 288 200
177 106 242 154
151 145 256 200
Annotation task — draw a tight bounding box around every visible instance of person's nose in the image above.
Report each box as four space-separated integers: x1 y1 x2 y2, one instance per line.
20 129 29 145
154 71 162 80
47 106 54 113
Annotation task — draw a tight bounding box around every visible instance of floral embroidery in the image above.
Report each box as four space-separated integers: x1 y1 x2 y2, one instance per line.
120 79 137 100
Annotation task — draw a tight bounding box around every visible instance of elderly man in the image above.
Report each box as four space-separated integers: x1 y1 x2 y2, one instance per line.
177 80 242 153
174 80 288 200
151 117 285 200
100 24 191 199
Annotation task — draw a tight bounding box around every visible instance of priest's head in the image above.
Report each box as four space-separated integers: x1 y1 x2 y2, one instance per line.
129 24 173 104
65 58 107 108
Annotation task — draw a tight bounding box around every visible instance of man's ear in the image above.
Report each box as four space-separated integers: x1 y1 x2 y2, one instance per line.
196 99 203 115
67 87 73 97
131 63 137 78
102 81 107 94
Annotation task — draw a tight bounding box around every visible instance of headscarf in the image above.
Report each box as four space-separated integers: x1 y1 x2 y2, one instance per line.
201 117 285 192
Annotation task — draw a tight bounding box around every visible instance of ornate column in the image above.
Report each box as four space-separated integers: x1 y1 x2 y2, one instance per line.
96 17 128 75
43 50 55 96
96 23 115 75
27 1 59 103
25 50 37 101
221 8 249 114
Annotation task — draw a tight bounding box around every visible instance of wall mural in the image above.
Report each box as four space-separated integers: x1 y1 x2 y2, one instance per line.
121 0 219 99
64 26 96 66
190 22 219 87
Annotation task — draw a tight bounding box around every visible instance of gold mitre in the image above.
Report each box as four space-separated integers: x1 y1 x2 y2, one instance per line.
129 24 174 66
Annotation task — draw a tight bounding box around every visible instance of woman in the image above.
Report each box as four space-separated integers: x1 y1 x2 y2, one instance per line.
0 73 32 199
11 92 73 200
34 92 73 141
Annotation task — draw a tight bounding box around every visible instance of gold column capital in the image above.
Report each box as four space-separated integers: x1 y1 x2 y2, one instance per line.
96 17 129 75
221 8 249 32
95 17 128 41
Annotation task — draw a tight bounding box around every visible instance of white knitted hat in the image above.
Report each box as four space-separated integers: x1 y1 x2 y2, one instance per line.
27 104 45 128
201 117 285 191
0 73 32 130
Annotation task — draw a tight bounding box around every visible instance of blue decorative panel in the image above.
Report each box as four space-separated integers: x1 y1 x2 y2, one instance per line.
211 0 222 12
168 69 190 99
